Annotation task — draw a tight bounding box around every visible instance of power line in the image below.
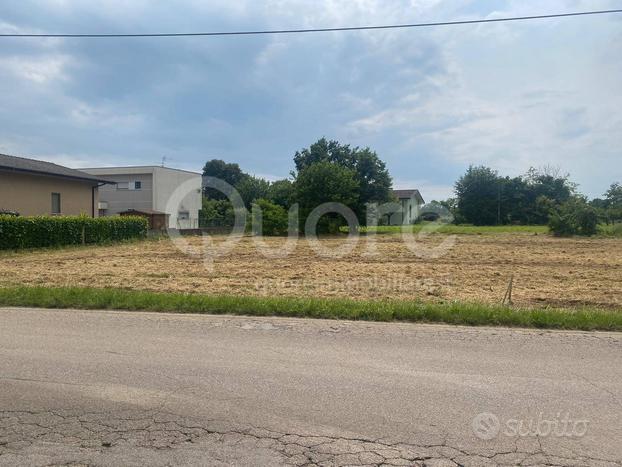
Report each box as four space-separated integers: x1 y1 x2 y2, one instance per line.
0 9 620 38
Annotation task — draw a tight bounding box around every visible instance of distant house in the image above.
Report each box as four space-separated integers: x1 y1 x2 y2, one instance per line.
81 166 202 229
0 153 112 217
388 189 425 225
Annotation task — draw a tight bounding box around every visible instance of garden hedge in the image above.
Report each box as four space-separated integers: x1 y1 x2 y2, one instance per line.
0 215 148 250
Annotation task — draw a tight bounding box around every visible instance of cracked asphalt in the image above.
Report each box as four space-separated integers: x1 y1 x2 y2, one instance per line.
0 308 621 466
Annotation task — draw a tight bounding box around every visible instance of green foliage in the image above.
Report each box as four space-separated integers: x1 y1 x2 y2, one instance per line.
294 161 359 233
252 198 289 236
198 198 235 227
267 179 295 208
293 138 392 223
2 286 621 331
548 198 598 237
604 182 622 224
202 159 246 200
0 215 147 250
454 166 577 226
236 175 271 208
455 166 501 225
599 223 622 237
0 209 19 217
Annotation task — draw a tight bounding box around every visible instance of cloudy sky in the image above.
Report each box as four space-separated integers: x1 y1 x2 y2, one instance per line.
0 0 620 200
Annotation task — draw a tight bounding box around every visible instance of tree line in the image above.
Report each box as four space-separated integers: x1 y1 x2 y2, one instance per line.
200 138 621 236
200 138 392 234
446 165 621 235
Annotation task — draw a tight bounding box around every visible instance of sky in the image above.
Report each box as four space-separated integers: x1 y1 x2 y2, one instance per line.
0 0 620 201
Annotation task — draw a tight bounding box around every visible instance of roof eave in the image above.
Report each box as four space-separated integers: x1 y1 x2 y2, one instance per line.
0 165 114 185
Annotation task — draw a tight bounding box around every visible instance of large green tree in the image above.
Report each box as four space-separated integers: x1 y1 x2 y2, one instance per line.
293 138 392 222
202 159 247 200
293 161 359 233
454 166 501 225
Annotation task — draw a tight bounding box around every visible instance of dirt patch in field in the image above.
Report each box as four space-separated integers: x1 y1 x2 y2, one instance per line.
1 233 621 308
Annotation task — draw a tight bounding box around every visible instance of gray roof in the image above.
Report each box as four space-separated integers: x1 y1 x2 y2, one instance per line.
0 153 112 184
392 189 425 203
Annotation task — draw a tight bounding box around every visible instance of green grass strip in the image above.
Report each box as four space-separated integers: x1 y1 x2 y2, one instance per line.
0 286 620 331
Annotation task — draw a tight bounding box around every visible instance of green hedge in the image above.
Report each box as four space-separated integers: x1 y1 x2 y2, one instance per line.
0 215 148 250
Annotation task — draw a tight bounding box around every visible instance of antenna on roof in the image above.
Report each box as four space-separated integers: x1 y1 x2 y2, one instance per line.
161 156 166 167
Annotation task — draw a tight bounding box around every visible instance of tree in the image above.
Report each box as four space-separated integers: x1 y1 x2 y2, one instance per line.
267 179 295 209
605 182 622 205
604 182 622 223
293 161 359 233
202 159 247 200
252 199 289 236
453 166 578 226
498 176 530 224
524 167 574 223
198 198 235 227
293 138 392 223
454 166 501 225
549 197 598 237
236 175 271 208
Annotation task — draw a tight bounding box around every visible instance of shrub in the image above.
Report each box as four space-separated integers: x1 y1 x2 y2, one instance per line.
198 198 235 227
0 215 148 250
0 209 19 217
548 198 598 237
252 199 289 236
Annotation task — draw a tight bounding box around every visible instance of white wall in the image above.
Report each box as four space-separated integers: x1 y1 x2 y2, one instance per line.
389 197 421 225
152 167 202 229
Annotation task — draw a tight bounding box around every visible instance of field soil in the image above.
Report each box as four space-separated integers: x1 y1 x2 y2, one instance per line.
1 233 621 309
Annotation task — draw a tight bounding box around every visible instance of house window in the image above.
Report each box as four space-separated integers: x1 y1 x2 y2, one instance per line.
51 193 61 215
178 211 190 220
134 181 142 190
116 182 129 190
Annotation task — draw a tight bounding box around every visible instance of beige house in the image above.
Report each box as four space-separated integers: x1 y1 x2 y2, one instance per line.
0 153 111 217
387 189 425 225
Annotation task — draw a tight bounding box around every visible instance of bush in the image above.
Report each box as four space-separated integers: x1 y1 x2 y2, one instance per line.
0 209 19 217
198 198 235 228
252 199 289 236
548 199 598 237
0 215 148 250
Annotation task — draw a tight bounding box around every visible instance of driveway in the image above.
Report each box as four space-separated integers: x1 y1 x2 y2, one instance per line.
0 308 620 466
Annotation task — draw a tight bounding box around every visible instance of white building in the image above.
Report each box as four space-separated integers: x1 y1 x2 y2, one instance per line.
388 189 425 225
81 166 202 229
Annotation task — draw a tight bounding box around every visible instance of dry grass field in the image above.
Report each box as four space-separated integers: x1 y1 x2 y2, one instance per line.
1 232 621 310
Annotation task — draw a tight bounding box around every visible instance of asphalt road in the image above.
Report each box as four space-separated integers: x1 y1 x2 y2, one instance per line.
0 308 620 466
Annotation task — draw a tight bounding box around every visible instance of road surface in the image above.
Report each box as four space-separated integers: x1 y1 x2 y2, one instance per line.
0 307 620 466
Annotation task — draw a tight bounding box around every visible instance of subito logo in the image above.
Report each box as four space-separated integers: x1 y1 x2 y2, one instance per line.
472 412 501 440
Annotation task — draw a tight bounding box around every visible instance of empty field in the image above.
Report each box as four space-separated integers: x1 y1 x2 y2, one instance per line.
1 232 621 310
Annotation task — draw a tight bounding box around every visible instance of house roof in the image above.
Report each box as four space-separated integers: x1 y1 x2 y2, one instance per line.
82 166 201 176
392 189 425 203
0 153 112 184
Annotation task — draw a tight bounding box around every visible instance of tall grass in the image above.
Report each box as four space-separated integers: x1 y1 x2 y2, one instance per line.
599 223 622 237
0 286 620 331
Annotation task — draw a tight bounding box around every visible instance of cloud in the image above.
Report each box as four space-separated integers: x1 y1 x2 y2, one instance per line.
0 0 619 198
